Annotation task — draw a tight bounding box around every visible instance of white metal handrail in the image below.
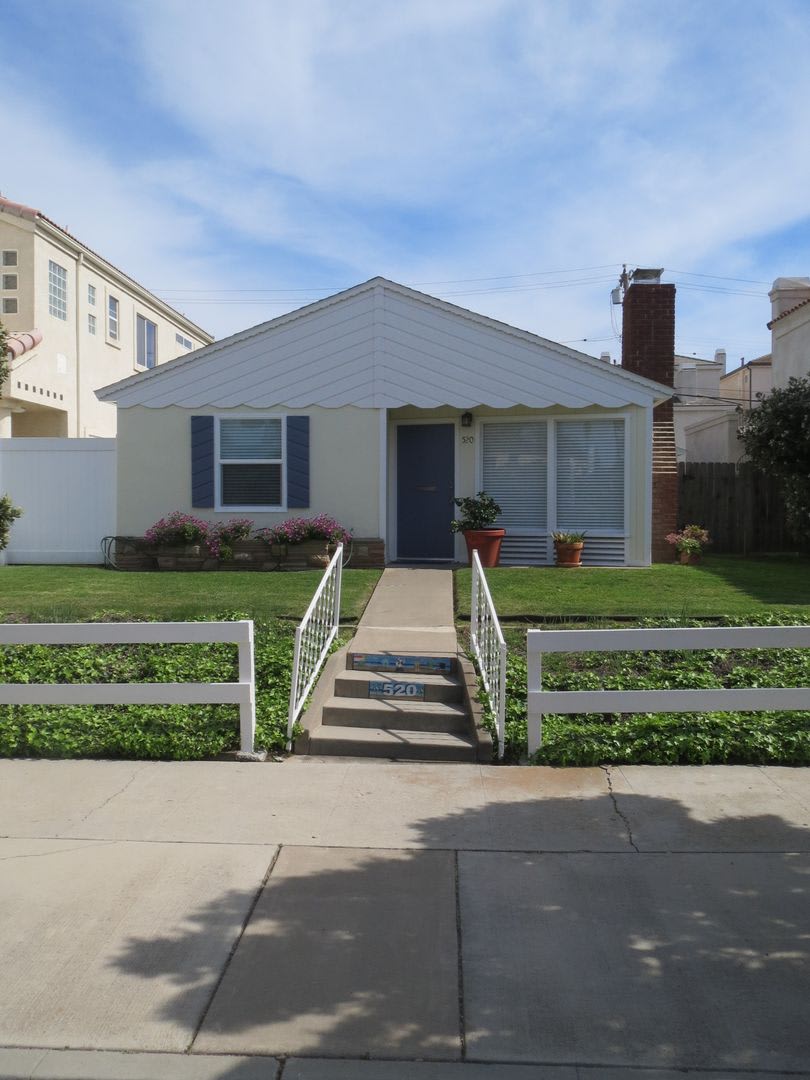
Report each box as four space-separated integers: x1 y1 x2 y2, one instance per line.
527 624 810 756
0 621 256 754
470 549 507 758
287 543 343 745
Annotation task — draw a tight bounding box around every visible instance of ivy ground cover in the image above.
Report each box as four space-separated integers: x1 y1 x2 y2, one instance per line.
0 567 380 759
485 615 810 765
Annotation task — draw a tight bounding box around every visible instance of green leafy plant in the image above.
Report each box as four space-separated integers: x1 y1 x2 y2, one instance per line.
551 531 586 544
0 494 22 551
450 491 502 532
666 524 710 556
474 613 810 766
738 376 810 541
0 614 298 760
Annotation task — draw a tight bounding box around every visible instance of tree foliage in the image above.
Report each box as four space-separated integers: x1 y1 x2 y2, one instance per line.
738 375 810 540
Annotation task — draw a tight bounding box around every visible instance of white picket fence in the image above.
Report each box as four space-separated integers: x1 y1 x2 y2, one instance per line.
470 550 507 759
526 625 810 755
0 621 256 754
287 544 343 746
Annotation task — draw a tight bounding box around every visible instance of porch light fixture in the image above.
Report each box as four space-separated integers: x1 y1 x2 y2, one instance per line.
461 411 473 428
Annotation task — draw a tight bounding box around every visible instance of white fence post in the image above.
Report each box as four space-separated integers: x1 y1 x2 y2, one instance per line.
287 544 344 747
0 621 256 754
469 550 507 759
526 625 810 756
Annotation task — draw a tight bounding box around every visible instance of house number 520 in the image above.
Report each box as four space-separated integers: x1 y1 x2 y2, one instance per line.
461 435 474 444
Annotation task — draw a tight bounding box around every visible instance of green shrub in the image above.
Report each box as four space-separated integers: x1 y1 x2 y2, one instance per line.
0 614 298 760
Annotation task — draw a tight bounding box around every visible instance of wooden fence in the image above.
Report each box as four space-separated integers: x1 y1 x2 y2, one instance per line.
678 462 801 554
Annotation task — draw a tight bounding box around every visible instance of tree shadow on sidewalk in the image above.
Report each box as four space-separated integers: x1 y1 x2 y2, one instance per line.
110 790 810 1072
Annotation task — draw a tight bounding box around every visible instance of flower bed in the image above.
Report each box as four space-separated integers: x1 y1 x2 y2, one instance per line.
140 512 352 571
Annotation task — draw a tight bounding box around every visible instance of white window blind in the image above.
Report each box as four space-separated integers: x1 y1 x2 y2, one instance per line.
555 419 625 531
482 422 547 529
219 418 283 508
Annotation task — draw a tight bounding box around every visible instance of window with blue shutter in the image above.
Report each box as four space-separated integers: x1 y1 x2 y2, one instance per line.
191 415 310 510
191 416 214 508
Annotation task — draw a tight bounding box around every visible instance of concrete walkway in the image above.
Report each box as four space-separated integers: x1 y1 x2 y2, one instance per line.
1 760 809 1078
350 566 458 655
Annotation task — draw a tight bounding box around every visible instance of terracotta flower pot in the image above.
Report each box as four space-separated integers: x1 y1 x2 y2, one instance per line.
463 528 505 567
678 550 701 564
554 541 584 567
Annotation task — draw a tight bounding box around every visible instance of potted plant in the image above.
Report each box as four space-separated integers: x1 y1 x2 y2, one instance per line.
666 524 711 564
254 515 352 570
451 491 505 567
552 531 586 567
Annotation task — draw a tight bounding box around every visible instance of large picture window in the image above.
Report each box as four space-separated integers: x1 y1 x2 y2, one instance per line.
481 416 626 536
218 417 283 508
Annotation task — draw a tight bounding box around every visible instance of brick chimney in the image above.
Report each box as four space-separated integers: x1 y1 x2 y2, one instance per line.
621 269 678 562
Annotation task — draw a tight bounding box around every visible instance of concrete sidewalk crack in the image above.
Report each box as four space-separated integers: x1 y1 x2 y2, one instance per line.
454 849 467 1061
78 763 148 824
601 766 640 852
0 841 115 863
187 844 283 1053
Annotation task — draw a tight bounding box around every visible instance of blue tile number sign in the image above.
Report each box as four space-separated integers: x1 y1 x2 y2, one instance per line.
368 680 425 700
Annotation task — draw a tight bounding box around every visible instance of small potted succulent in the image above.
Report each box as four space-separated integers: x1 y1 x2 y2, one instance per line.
666 524 711 564
552 530 586 567
450 491 505 567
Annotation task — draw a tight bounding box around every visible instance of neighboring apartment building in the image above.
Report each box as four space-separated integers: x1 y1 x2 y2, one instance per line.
672 349 732 461
0 195 213 437
768 276 810 388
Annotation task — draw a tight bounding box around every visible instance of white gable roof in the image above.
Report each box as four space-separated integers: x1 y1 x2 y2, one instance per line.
97 277 671 410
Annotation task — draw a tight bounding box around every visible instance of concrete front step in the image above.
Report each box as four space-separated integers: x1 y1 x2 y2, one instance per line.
322 696 470 733
334 668 463 703
307 724 478 761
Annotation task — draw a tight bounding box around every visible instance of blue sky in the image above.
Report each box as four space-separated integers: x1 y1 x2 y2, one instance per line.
3 0 810 367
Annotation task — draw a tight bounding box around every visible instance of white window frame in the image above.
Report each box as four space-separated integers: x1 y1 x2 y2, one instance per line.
88 283 96 306
2 274 18 291
214 414 286 512
107 293 120 345
176 332 193 350
88 313 97 335
136 313 158 368
476 411 630 540
48 260 68 321
1 298 18 314
1 250 18 267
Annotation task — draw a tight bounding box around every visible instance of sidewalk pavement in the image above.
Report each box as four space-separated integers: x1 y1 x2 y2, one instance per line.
1 759 808 1079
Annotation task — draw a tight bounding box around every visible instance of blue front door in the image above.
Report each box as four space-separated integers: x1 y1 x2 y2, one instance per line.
397 424 455 559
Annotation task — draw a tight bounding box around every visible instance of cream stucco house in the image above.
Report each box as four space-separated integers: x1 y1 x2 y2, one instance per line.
97 277 673 566
0 195 212 438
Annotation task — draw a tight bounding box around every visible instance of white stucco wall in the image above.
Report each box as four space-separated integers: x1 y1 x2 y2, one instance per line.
116 404 383 538
772 307 810 389
684 412 745 463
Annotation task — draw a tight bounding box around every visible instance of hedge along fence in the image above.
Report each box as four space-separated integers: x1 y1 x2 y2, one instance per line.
0 614 297 760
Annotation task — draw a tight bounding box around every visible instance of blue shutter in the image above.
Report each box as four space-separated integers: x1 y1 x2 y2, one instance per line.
191 415 215 508
286 416 310 508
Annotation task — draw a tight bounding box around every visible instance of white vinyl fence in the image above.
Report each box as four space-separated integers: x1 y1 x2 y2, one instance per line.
0 438 115 563
527 625 810 756
0 621 256 754
470 550 507 758
287 544 343 746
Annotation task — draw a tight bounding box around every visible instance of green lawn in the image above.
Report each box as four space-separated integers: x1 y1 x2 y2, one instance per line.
456 556 810 619
0 565 381 621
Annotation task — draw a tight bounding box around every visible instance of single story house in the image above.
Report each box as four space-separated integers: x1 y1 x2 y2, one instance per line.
97 276 674 566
